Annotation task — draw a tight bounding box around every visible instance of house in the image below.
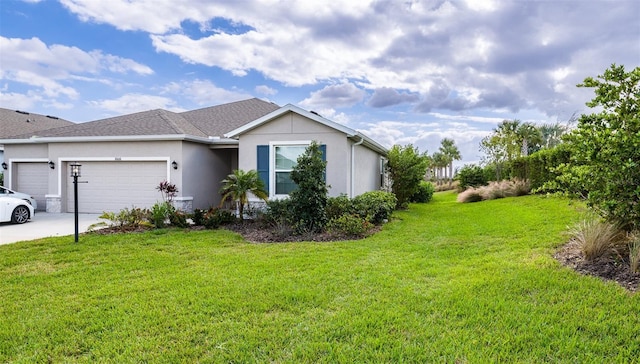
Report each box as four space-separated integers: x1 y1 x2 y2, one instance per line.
0 99 388 213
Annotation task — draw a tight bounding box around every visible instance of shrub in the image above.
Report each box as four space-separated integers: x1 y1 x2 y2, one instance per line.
169 209 190 228
457 179 531 203
387 144 430 209
150 202 173 228
410 181 435 203
200 208 235 229
457 164 487 190
156 181 178 202
289 141 328 233
353 191 397 224
326 194 353 220
192 208 206 226
568 218 626 261
327 214 373 238
456 189 483 203
98 207 150 232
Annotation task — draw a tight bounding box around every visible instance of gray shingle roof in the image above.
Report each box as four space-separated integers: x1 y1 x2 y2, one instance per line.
0 108 74 138
181 98 280 137
8 98 280 139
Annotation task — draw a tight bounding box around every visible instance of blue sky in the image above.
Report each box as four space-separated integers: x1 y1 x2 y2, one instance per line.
1 0 638 165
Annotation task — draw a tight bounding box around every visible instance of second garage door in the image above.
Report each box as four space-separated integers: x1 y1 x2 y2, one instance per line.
67 161 167 213
15 162 48 211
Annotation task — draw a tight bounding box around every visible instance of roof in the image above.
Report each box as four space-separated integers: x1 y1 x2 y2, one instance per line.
0 108 74 138
225 104 388 155
11 98 280 140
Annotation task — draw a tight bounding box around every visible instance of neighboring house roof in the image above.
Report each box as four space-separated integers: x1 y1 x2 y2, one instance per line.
225 104 388 155
0 108 74 138
11 98 280 140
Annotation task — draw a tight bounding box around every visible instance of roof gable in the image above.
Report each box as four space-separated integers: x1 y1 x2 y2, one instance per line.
224 104 356 138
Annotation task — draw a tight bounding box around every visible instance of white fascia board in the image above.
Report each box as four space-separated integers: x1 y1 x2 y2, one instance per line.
224 104 356 138
0 134 228 145
353 132 389 156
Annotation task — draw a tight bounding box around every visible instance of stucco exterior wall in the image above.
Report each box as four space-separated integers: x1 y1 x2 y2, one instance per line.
181 142 235 209
237 112 351 197
353 143 383 196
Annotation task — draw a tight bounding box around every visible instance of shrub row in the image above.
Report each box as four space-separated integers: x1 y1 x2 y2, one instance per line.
263 191 397 239
457 179 530 203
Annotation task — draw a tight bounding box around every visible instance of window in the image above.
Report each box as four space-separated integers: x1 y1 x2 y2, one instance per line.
257 142 326 197
274 145 306 195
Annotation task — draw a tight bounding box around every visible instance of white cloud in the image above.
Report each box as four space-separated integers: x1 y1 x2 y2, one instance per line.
255 85 277 96
300 82 366 109
161 79 252 105
89 93 184 114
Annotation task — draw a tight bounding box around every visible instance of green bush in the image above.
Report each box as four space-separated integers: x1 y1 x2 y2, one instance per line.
353 191 397 224
192 209 206 226
289 141 328 233
99 206 150 232
327 214 372 238
410 181 435 203
150 202 173 228
457 164 487 189
169 210 190 228
326 194 354 220
387 144 430 208
201 208 235 229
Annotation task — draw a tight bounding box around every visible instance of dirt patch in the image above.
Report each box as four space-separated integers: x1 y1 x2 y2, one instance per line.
554 240 639 292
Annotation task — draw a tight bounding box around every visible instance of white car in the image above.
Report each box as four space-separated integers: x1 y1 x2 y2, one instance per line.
0 195 34 224
0 186 37 210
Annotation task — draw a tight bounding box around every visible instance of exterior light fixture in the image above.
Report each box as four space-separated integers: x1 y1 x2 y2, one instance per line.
48 160 55 169
1 162 6 170
172 160 178 170
70 162 82 243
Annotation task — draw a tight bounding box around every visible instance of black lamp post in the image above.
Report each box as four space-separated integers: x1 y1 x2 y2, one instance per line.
70 162 82 243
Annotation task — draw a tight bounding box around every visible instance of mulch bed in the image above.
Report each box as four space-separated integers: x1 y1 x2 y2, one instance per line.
554 240 640 292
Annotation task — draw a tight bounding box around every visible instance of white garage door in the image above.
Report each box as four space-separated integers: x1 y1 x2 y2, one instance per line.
15 162 48 211
67 161 167 213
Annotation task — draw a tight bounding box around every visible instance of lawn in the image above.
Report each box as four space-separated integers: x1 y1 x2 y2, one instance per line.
1 192 639 362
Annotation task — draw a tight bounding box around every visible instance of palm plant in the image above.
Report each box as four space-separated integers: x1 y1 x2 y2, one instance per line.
516 122 542 156
439 138 462 186
220 169 268 221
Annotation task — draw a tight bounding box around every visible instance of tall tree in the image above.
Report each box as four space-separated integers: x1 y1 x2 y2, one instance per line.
220 169 268 221
431 151 447 185
560 64 640 231
439 138 462 186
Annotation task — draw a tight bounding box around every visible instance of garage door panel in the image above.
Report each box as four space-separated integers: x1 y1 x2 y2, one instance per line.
15 162 48 211
67 161 167 213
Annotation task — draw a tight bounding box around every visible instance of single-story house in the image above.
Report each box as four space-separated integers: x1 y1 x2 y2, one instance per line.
0 98 388 213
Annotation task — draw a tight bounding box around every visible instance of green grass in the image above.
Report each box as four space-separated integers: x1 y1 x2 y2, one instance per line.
1 192 639 362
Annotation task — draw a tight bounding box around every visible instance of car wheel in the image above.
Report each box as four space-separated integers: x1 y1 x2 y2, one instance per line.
11 205 30 224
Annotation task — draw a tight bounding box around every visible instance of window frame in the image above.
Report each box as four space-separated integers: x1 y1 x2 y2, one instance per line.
269 141 311 198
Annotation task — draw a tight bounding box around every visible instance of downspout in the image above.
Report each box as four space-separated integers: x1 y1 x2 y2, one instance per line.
351 135 364 198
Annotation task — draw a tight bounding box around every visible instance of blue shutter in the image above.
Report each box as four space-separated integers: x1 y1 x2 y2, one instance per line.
320 144 327 182
257 145 269 192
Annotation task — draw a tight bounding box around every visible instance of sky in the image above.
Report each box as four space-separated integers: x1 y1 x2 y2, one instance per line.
1 0 639 166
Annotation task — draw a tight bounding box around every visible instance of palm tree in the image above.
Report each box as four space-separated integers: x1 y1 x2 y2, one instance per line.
538 123 567 149
220 169 268 221
439 138 462 186
516 122 542 156
431 151 447 185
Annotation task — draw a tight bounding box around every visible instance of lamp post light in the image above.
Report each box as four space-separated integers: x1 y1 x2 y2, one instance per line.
70 162 82 243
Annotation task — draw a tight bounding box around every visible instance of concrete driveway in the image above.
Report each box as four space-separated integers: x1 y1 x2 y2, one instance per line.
0 213 106 245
